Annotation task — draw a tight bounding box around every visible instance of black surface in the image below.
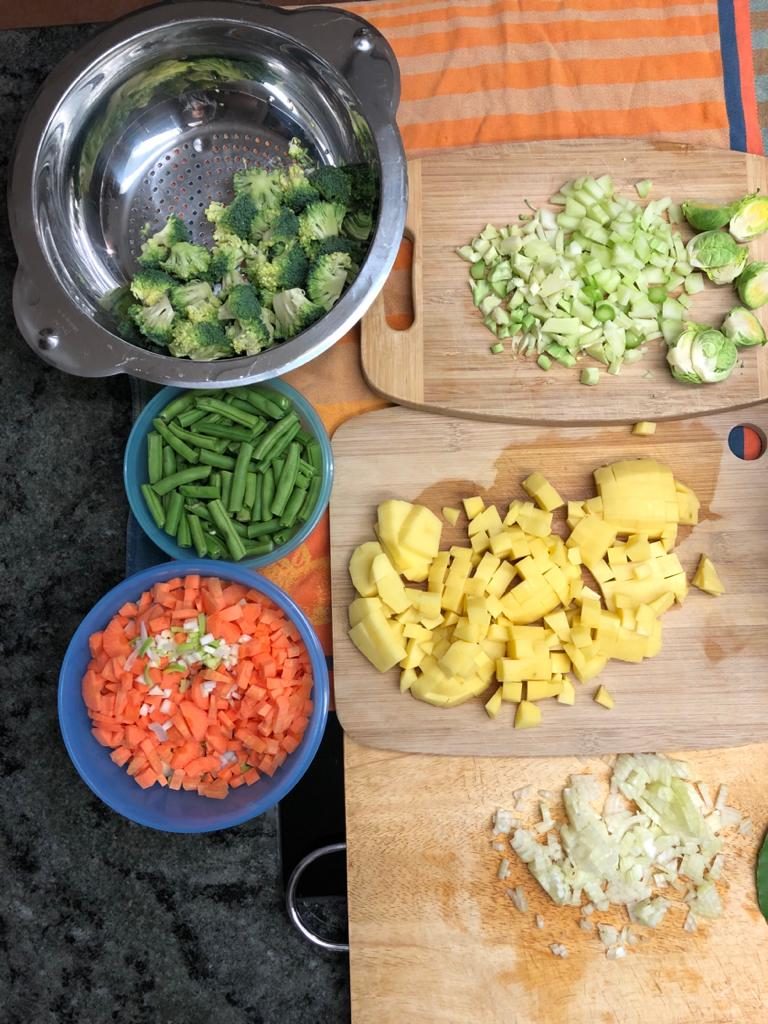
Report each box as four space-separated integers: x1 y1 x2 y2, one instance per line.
0 23 350 1024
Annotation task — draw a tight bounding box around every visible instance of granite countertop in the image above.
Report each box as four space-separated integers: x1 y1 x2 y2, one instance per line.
0 25 348 1024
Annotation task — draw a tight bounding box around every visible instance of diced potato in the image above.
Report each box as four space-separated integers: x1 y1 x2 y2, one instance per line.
463 577 486 598
349 541 384 597
470 530 491 554
395 607 420 624
399 504 443 561
522 471 565 512
567 516 617 564
403 622 431 642
692 554 725 596
442 506 460 526
349 608 408 672
400 637 426 670
579 595 602 630
517 505 554 538
567 546 582 566
632 421 657 436
484 686 503 718
635 604 656 637
376 499 414 572
439 640 481 677
400 667 418 692
403 589 441 620
348 596 387 627
372 554 411 614
551 651 571 674
526 679 562 701
594 685 614 709
428 551 450 594
543 609 571 643
557 678 576 705
463 495 485 519
514 700 542 729
502 680 524 702
473 552 501 584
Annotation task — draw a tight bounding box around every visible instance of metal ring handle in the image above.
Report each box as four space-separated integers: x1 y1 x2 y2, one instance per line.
285 842 349 953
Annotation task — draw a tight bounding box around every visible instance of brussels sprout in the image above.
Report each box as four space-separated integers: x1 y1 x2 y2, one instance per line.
704 246 748 284
682 199 738 232
722 306 767 348
666 322 738 385
729 195 768 242
686 230 745 271
735 260 768 309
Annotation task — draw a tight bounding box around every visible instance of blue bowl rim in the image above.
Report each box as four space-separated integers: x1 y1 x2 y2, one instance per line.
58 558 330 833
123 380 333 569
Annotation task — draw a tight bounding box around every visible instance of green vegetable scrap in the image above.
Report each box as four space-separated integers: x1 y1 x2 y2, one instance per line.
686 231 747 284
681 199 738 232
721 306 767 348
120 139 378 357
666 322 737 385
729 194 768 242
758 828 768 923
735 260 768 309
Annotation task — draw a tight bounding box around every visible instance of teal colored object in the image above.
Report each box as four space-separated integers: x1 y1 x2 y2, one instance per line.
58 560 329 833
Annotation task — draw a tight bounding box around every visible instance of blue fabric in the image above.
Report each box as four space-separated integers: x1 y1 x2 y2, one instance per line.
719 0 748 152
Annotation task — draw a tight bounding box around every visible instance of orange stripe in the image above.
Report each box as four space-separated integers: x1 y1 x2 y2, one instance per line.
348 0 711 21
401 50 722 102
401 101 728 152
733 0 763 155
389 14 719 58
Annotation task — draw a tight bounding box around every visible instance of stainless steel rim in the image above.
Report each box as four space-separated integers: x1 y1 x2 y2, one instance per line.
285 842 349 953
9 1 406 385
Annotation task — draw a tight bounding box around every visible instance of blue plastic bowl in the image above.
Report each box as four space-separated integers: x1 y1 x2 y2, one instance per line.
124 381 333 568
58 560 329 833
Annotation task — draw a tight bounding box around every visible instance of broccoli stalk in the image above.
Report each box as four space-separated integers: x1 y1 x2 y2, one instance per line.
138 214 189 267
307 252 352 311
287 137 313 168
272 288 324 338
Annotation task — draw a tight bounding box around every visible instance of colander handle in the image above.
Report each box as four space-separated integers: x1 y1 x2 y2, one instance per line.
285 842 349 953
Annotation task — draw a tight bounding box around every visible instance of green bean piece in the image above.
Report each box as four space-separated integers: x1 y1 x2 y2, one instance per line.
258 420 301 467
184 501 212 522
220 470 233 510
243 472 257 510
187 513 208 557
293 429 312 446
153 418 199 464
252 411 300 462
250 386 291 412
152 464 211 497
147 432 163 485
228 441 254 513
298 458 318 478
261 467 275 522
207 499 247 561
272 458 285 486
246 519 283 539
158 392 196 422
279 484 307 529
306 440 322 471
179 484 221 499
295 469 311 491
229 519 248 538
229 398 261 419
176 513 192 548
252 473 263 522
272 530 290 546
197 413 224 426
210 471 222 492
164 490 184 537
195 397 259 428
236 508 251 523
163 444 177 477
271 441 300 517
204 532 226 559
199 450 236 470
194 422 255 443
241 389 286 420
243 538 275 557
141 483 166 528
176 407 208 429
299 474 322 522
168 421 222 452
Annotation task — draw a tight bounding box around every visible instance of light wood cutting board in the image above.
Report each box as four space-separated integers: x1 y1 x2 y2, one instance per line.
345 738 768 1024
330 405 768 756
361 140 768 425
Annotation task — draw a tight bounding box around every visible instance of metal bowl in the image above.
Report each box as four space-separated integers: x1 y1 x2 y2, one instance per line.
10 1 406 386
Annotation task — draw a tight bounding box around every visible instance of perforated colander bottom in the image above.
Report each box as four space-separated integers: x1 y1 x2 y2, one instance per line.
126 126 290 261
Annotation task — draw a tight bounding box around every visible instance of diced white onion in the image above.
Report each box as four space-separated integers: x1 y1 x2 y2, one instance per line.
535 914 545 930
550 943 569 958
160 698 173 715
497 858 510 880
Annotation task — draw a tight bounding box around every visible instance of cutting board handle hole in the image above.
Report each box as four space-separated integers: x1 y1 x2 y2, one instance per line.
728 424 765 461
383 234 415 331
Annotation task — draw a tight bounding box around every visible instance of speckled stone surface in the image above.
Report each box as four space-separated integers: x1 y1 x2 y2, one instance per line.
0 26 349 1024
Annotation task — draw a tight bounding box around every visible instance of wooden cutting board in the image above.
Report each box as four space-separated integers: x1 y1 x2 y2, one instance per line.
330 405 768 756
361 140 768 424
345 737 768 1024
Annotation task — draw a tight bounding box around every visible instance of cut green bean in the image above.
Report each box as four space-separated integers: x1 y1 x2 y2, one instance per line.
165 490 184 537
241 389 286 419
194 421 257 443
220 470 233 510
229 519 248 538
141 483 166 528
204 532 226 559
152 464 211 496
176 513 192 548
246 520 284 539
306 441 322 471
176 407 208 429
184 501 212 522
147 432 163 484
272 458 285 485
252 473 263 522
298 458 318 478
271 441 300 517
168 421 222 452
243 471 257 510
236 508 251 523
279 485 307 529
300 475 322 521
207 499 247 560
199 450 236 470
195 397 259 428
295 429 313 446
153 418 199 464
163 445 177 477
228 398 262 419
272 530 290 546
261 467 275 522
187 513 207 557
243 538 275 557
158 392 196 422
179 484 221 499
265 421 302 467
296 469 311 490
252 412 300 461
228 441 253 513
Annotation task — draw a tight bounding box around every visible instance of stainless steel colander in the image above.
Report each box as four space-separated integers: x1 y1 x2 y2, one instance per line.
9 1 406 386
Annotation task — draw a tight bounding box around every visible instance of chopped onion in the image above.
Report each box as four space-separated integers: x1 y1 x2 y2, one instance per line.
738 818 753 837
719 806 742 829
492 841 506 852
201 680 217 696
696 783 713 812
160 698 173 715
148 686 165 697
606 946 626 960
538 790 556 801
148 723 168 743
579 918 594 932
683 911 697 933
507 886 528 912
514 786 533 802
598 924 619 948
535 914 545 930
493 808 515 834
497 858 511 880
138 703 150 717
550 943 569 958
715 785 728 811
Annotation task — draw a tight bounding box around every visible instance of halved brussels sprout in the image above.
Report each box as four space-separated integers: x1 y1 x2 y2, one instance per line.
682 199 739 232
667 322 738 385
722 306 767 348
704 246 748 284
729 195 768 242
736 261 768 309
687 230 745 272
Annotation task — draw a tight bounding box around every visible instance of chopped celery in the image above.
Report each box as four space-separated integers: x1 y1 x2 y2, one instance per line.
580 367 600 385
537 353 552 370
490 342 504 354
635 179 652 199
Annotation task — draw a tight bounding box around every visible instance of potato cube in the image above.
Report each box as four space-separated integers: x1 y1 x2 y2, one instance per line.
440 640 481 677
522 471 565 512
526 679 562 701
463 495 485 519
692 555 725 596
514 700 542 729
484 686 503 718
607 544 628 566
462 577 487 597
486 561 516 598
517 506 554 538
349 541 385 597
594 685 614 709
543 609 571 643
442 506 460 526
400 667 418 692
470 530 491 555
349 608 408 672
550 651 571 674
398 504 443 563
557 678 576 705
485 595 504 620
635 604 656 637
579 595 602 630
626 534 652 562
376 499 414 572
372 555 411 614
348 596 386 627
473 552 501 584
502 680 524 702
567 516 617 563
632 421 657 436
400 637 426 670
567 546 582 566
428 552 450 594
570 624 592 648
403 622 431 642
404 589 442 620
490 531 520 558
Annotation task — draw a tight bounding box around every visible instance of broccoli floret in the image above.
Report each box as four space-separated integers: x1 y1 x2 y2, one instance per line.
272 287 324 339
170 280 214 310
129 295 175 346
288 137 313 168
103 286 140 341
307 252 352 311
250 203 280 243
252 242 308 293
311 166 352 205
187 300 221 325
226 317 274 356
130 269 176 306
222 268 249 296
262 207 300 249
217 283 263 324
312 235 365 263
343 210 373 242
160 242 211 281
169 320 232 360
206 201 227 224
343 164 377 209
233 166 283 208
280 165 319 212
212 192 259 241
138 214 189 267
298 202 347 250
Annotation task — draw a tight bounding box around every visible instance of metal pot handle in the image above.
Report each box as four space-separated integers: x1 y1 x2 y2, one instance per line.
285 842 349 953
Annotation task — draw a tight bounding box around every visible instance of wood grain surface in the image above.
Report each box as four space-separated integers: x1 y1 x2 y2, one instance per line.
361 140 768 424
345 738 768 1024
330 404 768 756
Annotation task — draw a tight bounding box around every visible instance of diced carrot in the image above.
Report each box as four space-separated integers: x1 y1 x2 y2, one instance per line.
171 607 199 620
110 746 132 767
198 779 229 799
172 712 192 740
88 631 104 657
180 701 208 742
134 767 158 789
183 755 221 777
205 730 228 754
148 615 171 633
169 769 185 790
170 740 203 770
282 734 300 754
126 753 149 777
